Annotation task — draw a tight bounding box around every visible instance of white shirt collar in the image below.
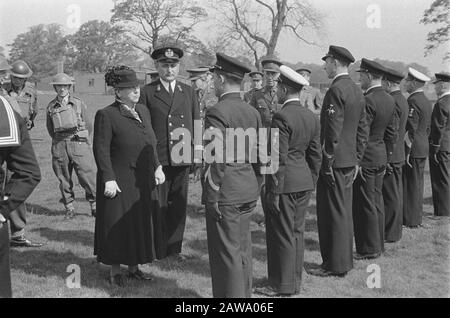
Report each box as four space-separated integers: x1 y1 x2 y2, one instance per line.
410 88 424 96
365 84 382 93
282 98 300 107
57 94 69 105
220 91 241 99
332 72 349 82
159 78 176 93
439 91 450 99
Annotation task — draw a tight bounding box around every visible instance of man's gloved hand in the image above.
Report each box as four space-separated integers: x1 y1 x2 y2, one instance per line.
406 154 413 168
430 145 440 165
386 163 394 176
266 191 281 215
206 202 222 222
321 166 336 188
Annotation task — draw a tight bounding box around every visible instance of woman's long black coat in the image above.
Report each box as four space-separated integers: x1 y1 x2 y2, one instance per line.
93 101 160 265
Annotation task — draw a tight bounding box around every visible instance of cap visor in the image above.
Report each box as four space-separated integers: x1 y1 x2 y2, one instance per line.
157 57 180 63
321 54 333 61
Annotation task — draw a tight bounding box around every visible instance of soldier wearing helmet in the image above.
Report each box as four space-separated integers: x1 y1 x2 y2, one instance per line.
3 60 38 130
46 73 97 218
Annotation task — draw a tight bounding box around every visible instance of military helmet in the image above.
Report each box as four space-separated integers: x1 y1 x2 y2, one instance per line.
0 56 11 71
10 60 33 78
49 73 74 85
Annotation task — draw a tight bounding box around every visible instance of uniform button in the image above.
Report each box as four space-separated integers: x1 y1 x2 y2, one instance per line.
181 115 184 119
170 141 174 145
169 115 172 118
182 124 185 127
169 123 173 127
170 132 173 135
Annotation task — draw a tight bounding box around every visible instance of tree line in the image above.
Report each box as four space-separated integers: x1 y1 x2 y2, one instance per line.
0 0 447 81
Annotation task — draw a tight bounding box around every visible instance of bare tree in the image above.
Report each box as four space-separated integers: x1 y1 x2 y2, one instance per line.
111 0 208 54
210 0 325 68
420 0 450 61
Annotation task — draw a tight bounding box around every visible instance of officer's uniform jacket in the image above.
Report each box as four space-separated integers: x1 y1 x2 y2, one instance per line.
320 73 368 168
406 90 432 158
250 86 282 127
299 86 323 115
203 92 262 205
0 95 41 220
46 95 92 142
430 92 450 153
360 86 398 168
390 90 409 163
244 88 258 103
267 99 322 195
139 79 201 166
4 82 38 123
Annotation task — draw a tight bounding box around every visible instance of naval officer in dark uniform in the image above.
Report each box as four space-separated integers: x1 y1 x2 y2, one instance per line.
0 95 41 297
381 66 409 243
310 45 368 277
203 53 262 298
429 72 450 217
403 68 432 228
139 46 201 260
254 65 321 297
353 59 398 260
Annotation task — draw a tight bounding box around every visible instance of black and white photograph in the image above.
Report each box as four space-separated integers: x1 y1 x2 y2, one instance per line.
0 0 449 300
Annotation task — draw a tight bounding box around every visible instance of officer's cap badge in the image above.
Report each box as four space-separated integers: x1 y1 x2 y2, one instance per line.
165 49 174 58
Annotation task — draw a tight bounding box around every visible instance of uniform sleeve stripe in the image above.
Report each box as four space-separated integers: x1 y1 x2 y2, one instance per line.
0 95 20 147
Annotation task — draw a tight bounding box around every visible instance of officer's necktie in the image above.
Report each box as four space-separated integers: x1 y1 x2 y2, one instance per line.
168 83 174 98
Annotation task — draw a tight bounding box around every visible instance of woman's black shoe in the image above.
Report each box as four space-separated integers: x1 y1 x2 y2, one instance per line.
109 274 125 287
127 269 154 281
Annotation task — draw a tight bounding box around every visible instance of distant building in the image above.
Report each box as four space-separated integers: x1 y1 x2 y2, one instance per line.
73 72 106 94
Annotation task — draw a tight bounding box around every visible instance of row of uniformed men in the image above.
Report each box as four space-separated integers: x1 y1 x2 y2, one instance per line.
195 46 450 298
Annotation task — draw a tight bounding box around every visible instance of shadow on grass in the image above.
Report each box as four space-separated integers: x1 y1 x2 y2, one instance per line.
31 227 93 247
10 249 201 297
26 204 66 217
149 239 211 279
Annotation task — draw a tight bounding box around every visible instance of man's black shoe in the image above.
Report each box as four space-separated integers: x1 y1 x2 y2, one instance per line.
10 236 44 248
353 252 381 260
307 267 347 277
253 286 294 297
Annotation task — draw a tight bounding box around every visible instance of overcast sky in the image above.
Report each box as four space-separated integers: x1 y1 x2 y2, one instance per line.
1 0 448 74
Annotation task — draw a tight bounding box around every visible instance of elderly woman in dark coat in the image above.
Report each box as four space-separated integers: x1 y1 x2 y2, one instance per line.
93 66 165 287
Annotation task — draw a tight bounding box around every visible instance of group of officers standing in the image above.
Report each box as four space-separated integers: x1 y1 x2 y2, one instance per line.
0 41 449 298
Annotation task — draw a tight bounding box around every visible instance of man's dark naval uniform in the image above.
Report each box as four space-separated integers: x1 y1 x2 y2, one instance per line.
381 67 409 242
316 46 368 275
353 59 398 258
429 72 450 217
403 68 432 227
0 95 40 297
264 66 321 296
139 47 201 259
203 53 263 298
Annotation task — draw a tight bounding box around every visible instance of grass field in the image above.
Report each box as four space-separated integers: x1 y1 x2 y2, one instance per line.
8 92 450 298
